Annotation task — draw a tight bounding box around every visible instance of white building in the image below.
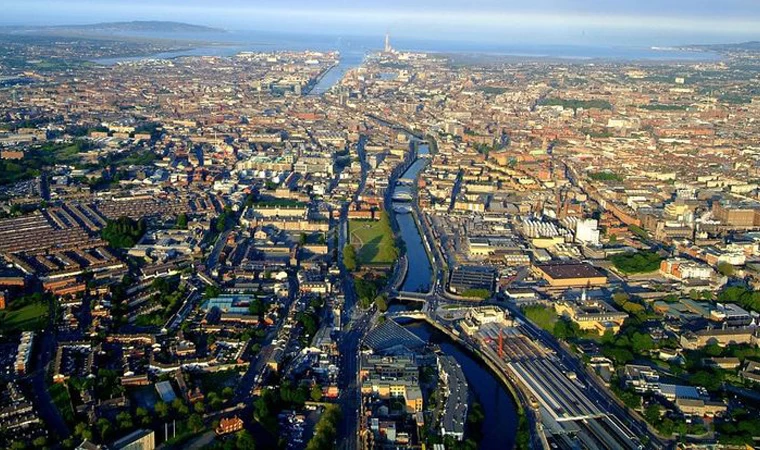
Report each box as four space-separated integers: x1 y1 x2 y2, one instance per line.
575 219 600 246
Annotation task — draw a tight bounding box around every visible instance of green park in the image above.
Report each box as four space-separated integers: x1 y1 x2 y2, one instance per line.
347 212 398 266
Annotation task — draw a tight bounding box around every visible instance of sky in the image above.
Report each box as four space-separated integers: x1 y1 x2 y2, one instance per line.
2 0 760 46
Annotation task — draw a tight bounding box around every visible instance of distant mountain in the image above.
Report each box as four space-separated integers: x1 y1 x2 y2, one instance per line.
50 21 224 33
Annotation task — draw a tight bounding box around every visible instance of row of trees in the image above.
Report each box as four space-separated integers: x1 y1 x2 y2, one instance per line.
254 381 316 433
306 405 341 450
718 285 760 313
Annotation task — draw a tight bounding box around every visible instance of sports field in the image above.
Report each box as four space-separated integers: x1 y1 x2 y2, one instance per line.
348 212 397 265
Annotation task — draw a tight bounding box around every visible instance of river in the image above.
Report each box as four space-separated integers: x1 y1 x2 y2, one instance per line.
91 30 371 94
307 51 365 95
401 320 518 449
394 143 433 293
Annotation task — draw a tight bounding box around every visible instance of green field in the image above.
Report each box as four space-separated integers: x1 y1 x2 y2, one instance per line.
522 304 558 332
0 301 49 332
349 213 398 265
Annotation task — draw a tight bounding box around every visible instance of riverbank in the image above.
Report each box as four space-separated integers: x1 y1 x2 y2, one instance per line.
400 318 521 449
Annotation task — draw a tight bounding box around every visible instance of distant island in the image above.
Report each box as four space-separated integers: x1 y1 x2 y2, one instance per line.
56 21 224 33
1 21 224 35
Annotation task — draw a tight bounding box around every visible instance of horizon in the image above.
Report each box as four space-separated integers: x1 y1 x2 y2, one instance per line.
2 1 760 47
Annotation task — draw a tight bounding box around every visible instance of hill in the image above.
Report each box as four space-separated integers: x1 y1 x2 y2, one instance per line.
50 21 224 33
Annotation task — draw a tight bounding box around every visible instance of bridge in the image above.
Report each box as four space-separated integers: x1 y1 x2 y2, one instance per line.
385 310 428 321
390 290 433 303
392 191 413 202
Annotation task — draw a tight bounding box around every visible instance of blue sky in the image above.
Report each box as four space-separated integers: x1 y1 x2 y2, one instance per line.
3 0 760 46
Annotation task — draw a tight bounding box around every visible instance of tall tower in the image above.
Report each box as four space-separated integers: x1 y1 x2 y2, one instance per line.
384 33 391 53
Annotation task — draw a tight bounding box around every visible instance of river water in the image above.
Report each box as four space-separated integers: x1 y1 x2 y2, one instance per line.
92 30 369 94
394 143 433 293
402 320 518 449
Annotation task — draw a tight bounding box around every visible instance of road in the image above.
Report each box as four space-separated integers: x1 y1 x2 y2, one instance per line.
334 136 376 450
335 308 375 450
232 270 300 405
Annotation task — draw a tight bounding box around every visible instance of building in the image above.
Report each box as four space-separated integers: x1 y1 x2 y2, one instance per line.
575 219 601 246
622 365 660 393
460 306 513 335
438 355 468 441
216 416 244 435
680 327 757 350
111 429 155 450
449 265 496 294
154 380 177 403
14 332 34 375
711 303 753 327
674 398 727 417
713 201 760 228
532 262 607 288
659 258 714 281
554 291 628 335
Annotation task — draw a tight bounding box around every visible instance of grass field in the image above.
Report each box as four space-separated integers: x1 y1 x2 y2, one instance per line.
349 212 397 265
522 304 558 332
0 301 49 332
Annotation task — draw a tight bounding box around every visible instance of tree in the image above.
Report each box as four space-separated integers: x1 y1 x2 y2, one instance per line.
204 285 221 299
602 346 634 365
154 400 169 419
101 216 147 248
248 298 264 316
375 295 389 312
176 212 189 229
644 404 661 425
172 398 189 416
609 250 662 274
690 370 724 392
717 262 735 277
343 244 357 271
311 384 323 402
97 417 113 440
194 401 206 414
306 405 341 450
222 386 234 400
612 292 630 306
75 422 93 440
208 392 223 410
188 414 204 433
116 410 133 430
236 430 256 450
553 318 580 339
631 332 655 354
136 406 152 426
355 277 380 306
